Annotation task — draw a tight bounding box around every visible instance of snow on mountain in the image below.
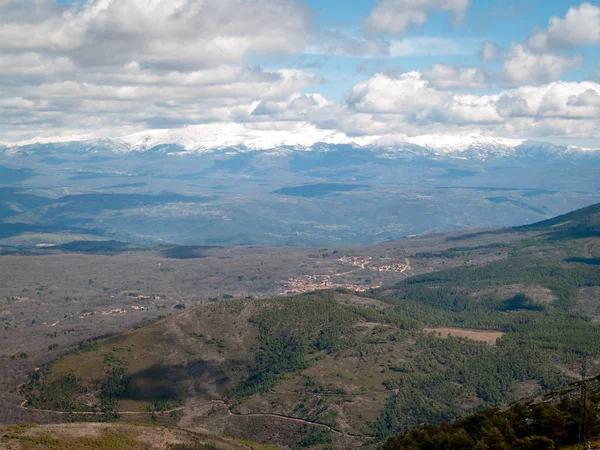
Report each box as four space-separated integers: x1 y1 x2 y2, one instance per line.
1 137 129 156
0 134 97 148
407 134 524 156
119 123 377 152
1 125 599 161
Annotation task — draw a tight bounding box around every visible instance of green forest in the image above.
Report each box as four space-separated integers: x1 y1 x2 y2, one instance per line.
382 376 600 449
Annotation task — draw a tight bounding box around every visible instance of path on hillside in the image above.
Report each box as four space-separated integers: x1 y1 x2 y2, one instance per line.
225 409 367 438
15 397 368 439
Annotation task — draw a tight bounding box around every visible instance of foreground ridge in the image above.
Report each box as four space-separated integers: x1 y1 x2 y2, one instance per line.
383 374 600 450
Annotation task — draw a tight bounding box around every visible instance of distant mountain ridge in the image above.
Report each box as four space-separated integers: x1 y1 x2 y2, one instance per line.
2 125 600 162
518 201 600 238
2 127 600 248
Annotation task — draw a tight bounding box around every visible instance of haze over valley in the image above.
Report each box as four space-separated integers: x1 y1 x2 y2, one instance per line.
2 134 599 247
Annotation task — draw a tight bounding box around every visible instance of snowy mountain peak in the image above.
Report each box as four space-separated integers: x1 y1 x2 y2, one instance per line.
2 125 599 160
0 134 98 148
119 123 377 152
408 134 524 155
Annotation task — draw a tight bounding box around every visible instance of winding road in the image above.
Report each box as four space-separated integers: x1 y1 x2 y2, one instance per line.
15 397 368 439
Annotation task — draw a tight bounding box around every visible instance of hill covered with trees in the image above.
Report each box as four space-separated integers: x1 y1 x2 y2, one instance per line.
383 375 600 450
12 203 600 448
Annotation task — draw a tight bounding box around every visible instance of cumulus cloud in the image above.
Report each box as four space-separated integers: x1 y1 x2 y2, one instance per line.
365 0 470 35
528 2 600 52
344 72 500 127
346 72 450 115
500 44 582 87
340 72 600 139
480 41 500 62
0 64 322 139
1 0 600 145
0 0 321 140
568 89 600 108
423 64 490 90
0 0 312 68
250 93 342 125
0 53 75 79
497 82 600 119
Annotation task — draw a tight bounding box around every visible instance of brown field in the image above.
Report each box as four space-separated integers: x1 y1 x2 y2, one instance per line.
578 287 600 321
0 422 274 449
424 327 505 345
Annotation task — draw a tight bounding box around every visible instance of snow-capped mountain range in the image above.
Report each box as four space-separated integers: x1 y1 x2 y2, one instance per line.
2 124 600 161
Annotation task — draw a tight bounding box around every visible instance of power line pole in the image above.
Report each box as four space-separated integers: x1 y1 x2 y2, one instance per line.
578 356 588 450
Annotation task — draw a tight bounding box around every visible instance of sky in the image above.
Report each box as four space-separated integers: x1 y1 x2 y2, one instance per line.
1 0 600 146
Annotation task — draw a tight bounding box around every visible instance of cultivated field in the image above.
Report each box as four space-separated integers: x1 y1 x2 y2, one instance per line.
423 328 505 345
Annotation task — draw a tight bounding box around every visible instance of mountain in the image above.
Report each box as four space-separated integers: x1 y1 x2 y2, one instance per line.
383 374 600 450
519 201 600 239
2 128 600 248
2 126 600 162
16 202 600 447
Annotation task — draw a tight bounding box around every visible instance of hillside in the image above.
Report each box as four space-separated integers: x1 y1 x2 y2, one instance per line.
382 375 600 450
523 201 600 228
8 202 600 448
0 422 276 449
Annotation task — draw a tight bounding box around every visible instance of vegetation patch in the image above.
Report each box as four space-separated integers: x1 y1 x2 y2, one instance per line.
382 375 600 450
423 327 504 345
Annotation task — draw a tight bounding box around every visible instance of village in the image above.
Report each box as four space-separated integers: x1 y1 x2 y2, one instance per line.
279 255 413 295
74 304 150 320
338 255 411 273
280 274 381 295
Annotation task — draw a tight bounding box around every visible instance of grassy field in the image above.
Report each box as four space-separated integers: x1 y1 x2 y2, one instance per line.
0 422 278 449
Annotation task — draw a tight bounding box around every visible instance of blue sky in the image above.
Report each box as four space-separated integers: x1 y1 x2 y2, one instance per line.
1 0 600 146
255 0 600 100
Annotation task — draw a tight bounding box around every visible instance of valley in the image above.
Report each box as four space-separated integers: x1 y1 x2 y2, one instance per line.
0 202 598 448
1 141 599 248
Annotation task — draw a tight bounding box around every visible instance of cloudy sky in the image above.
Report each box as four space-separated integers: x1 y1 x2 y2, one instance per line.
1 0 600 146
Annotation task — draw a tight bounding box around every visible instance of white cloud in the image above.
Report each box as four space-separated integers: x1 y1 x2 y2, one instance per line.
365 0 470 35
528 2 600 52
568 89 600 108
304 36 479 59
344 72 500 127
0 53 75 76
346 72 450 115
423 64 490 90
0 61 322 140
340 72 600 139
433 96 503 125
497 82 600 119
0 97 37 109
389 37 479 57
500 44 582 87
0 0 312 68
252 93 329 113
0 0 320 139
480 41 500 62
1 0 599 145
303 32 390 58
